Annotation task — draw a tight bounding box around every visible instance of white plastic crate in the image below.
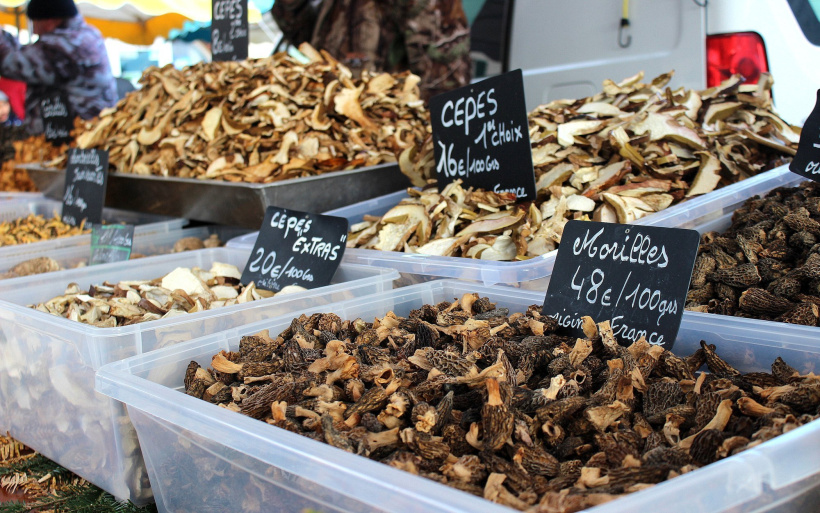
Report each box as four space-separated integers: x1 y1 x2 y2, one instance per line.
0 198 187 259
96 279 820 513
0 248 398 504
228 165 800 290
0 225 250 280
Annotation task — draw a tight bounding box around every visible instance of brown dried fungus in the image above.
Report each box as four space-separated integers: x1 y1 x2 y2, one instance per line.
67 43 428 183
352 72 797 260
185 294 820 512
686 180 820 326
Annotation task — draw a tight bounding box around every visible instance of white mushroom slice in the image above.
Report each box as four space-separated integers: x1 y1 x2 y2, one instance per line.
469 235 517 261
686 152 723 197
211 285 239 300
703 102 742 126
631 113 705 149
557 120 605 147
602 193 654 224
593 204 619 223
416 237 461 256
276 285 308 295
566 195 596 212
640 193 675 212
576 102 624 117
210 262 242 280
526 236 555 256
161 267 209 296
535 162 574 192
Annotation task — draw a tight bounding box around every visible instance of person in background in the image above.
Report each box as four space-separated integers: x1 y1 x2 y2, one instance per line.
0 76 26 121
272 0 471 100
0 90 22 126
0 0 117 134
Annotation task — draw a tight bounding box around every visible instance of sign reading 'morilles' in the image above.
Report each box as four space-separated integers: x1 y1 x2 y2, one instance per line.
429 69 536 202
543 220 700 349
211 0 249 61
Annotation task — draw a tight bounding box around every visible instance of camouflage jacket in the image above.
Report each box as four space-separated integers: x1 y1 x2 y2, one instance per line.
272 0 471 100
0 15 118 134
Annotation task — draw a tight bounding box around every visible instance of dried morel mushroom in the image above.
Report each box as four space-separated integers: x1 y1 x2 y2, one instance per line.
186 295 820 511
686 180 820 326
362 72 797 260
31 263 305 327
0 214 88 247
67 43 428 183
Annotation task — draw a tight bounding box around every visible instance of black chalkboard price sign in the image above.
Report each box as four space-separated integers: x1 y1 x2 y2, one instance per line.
241 207 348 292
62 148 109 227
40 92 73 145
429 69 536 202
90 224 134 265
789 89 820 182
542 220 700 348
211 0 249 61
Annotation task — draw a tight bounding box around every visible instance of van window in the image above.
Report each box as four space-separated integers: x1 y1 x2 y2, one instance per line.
466 0 512 78
789 0 820 45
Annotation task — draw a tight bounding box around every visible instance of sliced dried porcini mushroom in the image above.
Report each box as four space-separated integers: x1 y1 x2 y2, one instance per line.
631 113 705 149
686 152 722 197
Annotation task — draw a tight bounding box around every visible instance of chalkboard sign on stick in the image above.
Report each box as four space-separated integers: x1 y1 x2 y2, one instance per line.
429 69 536 202
241 206 348 292
41 92 73 145
211 0 249 61
789 89 820 182
542 220 700 349
90 224 134 265
62 149 108 227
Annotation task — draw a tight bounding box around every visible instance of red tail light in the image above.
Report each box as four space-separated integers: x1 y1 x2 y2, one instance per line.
706 32 769 87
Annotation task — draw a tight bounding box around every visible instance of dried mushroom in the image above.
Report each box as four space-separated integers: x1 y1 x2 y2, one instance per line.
0 132 63 192
686 180 820 326
385 72 797 260
185 295 820 511
31 263 304 327
0 214 88 247
65 43 428 183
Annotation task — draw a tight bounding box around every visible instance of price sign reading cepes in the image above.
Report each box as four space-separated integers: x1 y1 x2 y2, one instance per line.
429 69 536 202
211 0 249 61
542 220 700 349
241 206 348 292
790 89 820 182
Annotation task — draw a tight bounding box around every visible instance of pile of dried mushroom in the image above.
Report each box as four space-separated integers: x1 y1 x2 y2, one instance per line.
352 72 798 259
686 180 820 326
0 214 88 247
32 263 304 327
69 43 428 182
185 294 819 512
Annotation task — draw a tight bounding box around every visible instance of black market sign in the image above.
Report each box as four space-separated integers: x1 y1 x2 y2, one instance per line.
40 92 73 145
241 206 348 292
542 220 700 348
790 89 820 182
429 69 536 202
62 149 108 227
211 0 249 61
90 224 134 265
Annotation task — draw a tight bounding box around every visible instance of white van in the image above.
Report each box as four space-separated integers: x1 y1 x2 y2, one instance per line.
467 0 820 125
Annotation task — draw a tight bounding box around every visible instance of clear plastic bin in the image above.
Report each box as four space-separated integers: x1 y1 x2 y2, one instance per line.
0 225 250 279
0 192 43 201
0 198 187 259
0 248 398 504
96 279 820 513
227 165 799 290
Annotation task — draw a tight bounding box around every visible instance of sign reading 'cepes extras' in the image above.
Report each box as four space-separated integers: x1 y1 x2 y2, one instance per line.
543 220 700 349
241 206 348 292
429 69 536 202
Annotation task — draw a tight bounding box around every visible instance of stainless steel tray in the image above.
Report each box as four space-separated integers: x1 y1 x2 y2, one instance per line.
20 163 410 228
